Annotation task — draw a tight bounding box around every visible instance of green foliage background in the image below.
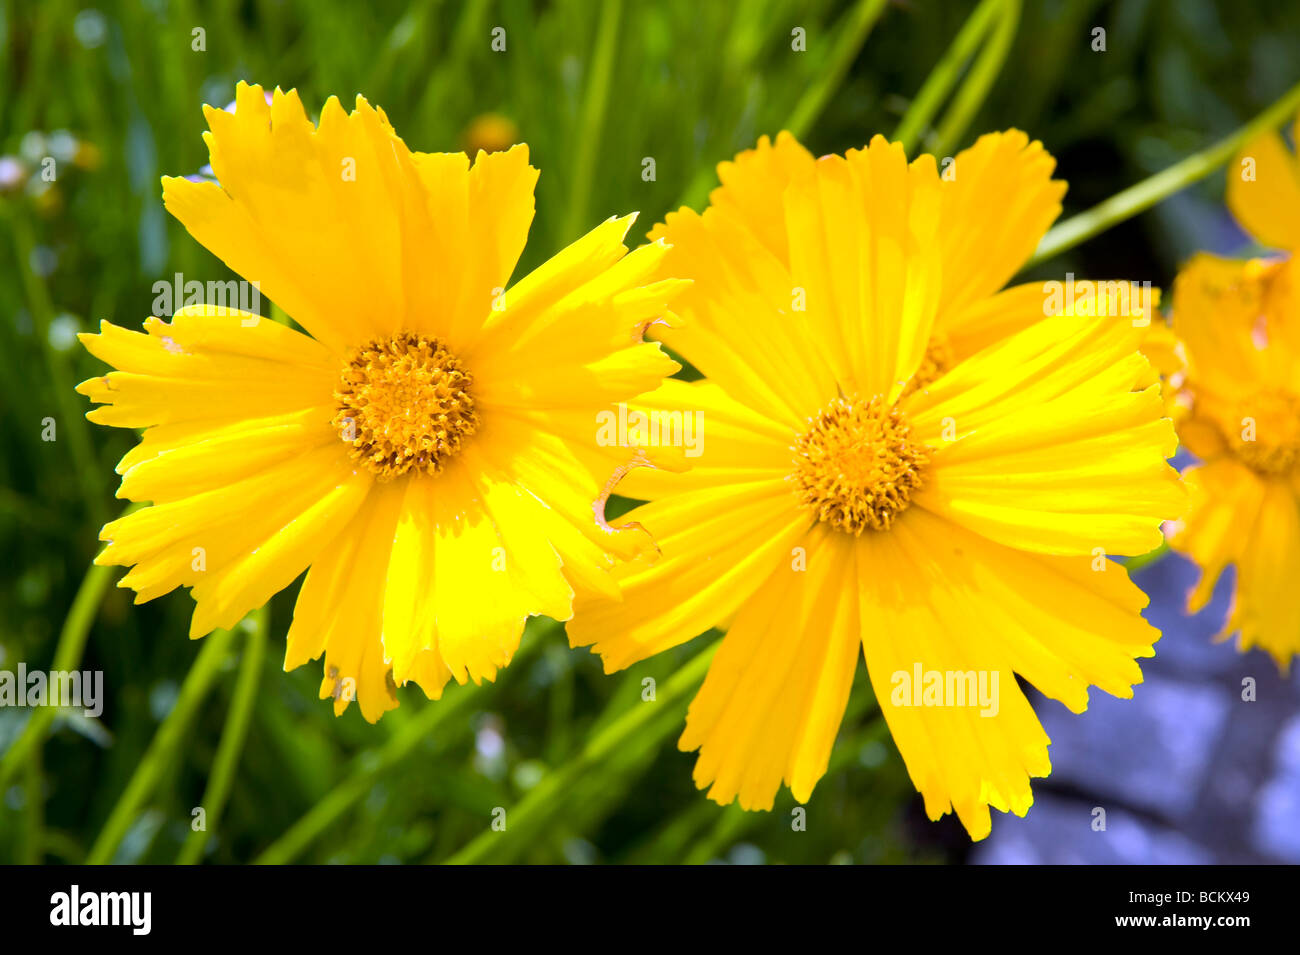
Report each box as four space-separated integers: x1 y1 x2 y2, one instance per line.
0 0 1296 864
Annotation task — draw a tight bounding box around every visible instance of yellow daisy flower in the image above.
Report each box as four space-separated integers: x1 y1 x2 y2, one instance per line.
462 112 520 155
1166 123 1300 668
77 83 685 721
567 131 1185 839
1226 114 1300 254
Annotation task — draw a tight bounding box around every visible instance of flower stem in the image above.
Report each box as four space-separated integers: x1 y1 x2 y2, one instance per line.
682 710 887 864
22 745 44 864
892 0 1006 155
929 0 1021 159
786 0 890 141
5 206 108 529
0 505 141 793
252 682 482 864
443 638 718 865
176 606 268 865
251 630 550 865
560 0 622 246
1029 76 1300 267
86 623 238 864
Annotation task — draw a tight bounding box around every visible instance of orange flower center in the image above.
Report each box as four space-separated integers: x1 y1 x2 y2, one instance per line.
333 331 478 481
901 333 954 398
791 395 930 534
1225 389 1300 477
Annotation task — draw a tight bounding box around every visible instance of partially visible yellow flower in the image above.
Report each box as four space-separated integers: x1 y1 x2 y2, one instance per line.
78 83 685 721
1166 127 1300 668
567 130 1185 839
1137 308 1178 380
462 112 520 155
1226 114 1300 254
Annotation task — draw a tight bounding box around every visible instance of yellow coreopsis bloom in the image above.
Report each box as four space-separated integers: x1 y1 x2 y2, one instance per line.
77 83 684 721
567 131 1185 839
1166 121 1300 669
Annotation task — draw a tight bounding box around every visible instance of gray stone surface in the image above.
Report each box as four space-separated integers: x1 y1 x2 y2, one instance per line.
975 552 1300 864
974 796 1213 865
1251 716 1300 862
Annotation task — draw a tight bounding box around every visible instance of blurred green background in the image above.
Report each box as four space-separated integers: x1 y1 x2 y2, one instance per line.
1 0 1297 864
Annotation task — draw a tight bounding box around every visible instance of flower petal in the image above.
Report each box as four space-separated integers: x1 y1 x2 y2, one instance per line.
857 515 1052 840
906 312 1183 555
784 136 944 402
286 481 409 722
76 308 336 431
1221 478 1300 669
567 480 806 671
1170 458 1268 613
935 130 1066 316
97 441 369 630
381 461 531 686
612 378 794 501
161 83 539 354
1227 128 1300 252
679 526 860 808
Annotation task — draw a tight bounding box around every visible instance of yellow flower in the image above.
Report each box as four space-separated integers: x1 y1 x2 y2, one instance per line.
1166 123 1300 668
1226 115 1300 254
462 113 520 155
567 131 1185 839
77 83 684 721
